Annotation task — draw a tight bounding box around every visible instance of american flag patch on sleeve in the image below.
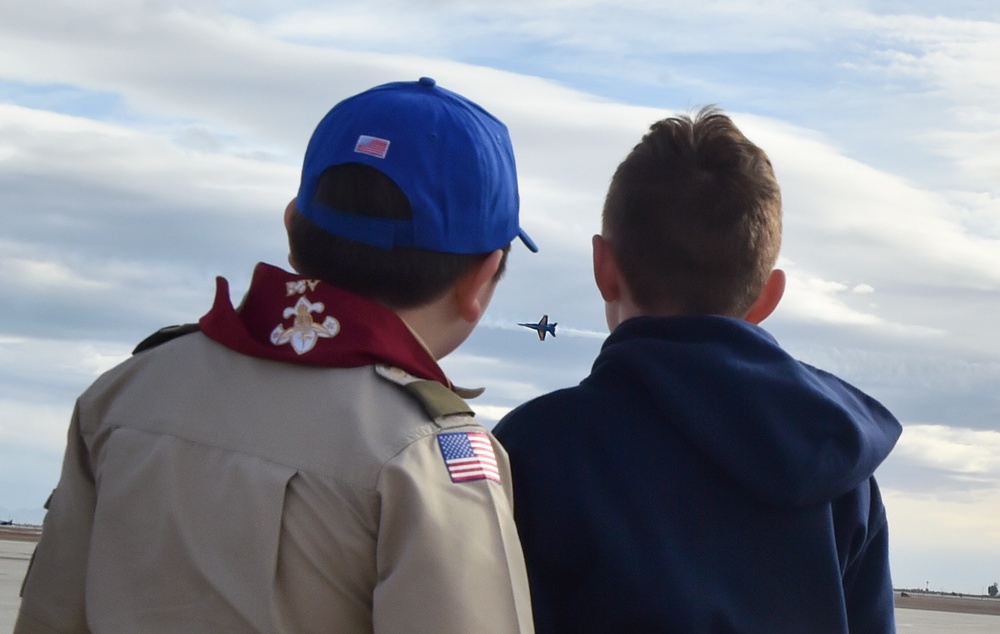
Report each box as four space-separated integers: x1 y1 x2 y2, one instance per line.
437 431 501 484
354 135 390 159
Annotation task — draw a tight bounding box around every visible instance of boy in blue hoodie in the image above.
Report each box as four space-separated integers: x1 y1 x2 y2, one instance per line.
494 107 901 633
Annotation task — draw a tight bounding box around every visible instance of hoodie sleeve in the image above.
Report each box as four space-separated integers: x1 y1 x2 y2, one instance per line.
836 477 896 633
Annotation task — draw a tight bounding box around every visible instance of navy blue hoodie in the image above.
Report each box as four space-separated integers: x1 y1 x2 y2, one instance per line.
495 316 901 633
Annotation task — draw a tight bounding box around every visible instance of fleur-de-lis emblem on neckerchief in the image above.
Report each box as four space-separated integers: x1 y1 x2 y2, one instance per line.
270 296 340 355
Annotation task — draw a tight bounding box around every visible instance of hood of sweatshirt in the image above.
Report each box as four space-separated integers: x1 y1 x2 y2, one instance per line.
587 315 902 508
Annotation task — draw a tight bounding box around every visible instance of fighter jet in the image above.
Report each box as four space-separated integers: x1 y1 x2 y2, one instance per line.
518 315 557 341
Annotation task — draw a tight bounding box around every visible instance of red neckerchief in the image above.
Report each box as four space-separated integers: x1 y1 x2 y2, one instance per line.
199 262 451 387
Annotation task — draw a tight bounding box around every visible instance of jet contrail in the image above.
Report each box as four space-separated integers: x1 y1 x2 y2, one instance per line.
555 326 606 340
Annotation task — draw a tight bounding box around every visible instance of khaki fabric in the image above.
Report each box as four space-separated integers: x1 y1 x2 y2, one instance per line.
16 333 532 633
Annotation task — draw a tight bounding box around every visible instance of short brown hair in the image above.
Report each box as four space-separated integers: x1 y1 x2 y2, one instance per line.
289 163 508 309
601 106 781 317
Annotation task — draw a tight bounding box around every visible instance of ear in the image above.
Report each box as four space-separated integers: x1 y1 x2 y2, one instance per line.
592 234 621 302
284 198 301 272
284 198 298 230
744 269 786 325
455 249 504 323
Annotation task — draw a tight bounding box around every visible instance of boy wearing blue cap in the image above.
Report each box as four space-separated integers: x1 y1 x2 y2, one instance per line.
17 78 536 633
494 108 901 633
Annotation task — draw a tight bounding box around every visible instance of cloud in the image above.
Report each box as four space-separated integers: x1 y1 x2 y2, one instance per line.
0 103 299 347
878 423 1000 592
467 404 515 429
7 255 112 293
878 423 1000 500
884 486 1000 594
750 117 1000 285
1 0 999 595
890 424 1000 481
0 397 73 453
777 271 942 336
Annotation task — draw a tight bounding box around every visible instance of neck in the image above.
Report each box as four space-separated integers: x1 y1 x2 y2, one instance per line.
396 299 472 360
606 294 686 332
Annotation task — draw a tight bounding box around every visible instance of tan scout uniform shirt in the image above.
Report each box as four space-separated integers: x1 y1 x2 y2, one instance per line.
16 332 533 633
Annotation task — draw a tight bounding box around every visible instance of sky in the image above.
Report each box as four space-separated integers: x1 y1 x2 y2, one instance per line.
1 0 999 595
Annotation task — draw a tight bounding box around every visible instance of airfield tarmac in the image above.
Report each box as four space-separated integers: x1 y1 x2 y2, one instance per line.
2 533 999 631
895 591 1000 617
1 538 33 631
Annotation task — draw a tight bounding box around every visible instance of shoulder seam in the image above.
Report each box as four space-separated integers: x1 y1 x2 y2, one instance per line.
132 323 201 354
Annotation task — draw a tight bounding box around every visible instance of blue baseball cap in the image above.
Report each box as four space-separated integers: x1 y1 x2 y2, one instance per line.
297 77 537 254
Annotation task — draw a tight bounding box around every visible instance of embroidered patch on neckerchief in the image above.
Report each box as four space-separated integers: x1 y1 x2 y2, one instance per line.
270 295 341 355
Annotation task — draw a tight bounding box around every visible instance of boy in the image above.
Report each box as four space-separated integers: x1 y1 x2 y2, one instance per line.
494 107 901 633
17 77 536 633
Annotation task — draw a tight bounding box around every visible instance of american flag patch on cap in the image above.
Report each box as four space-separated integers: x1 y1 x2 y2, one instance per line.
437 431 500 483
354 135 390 159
